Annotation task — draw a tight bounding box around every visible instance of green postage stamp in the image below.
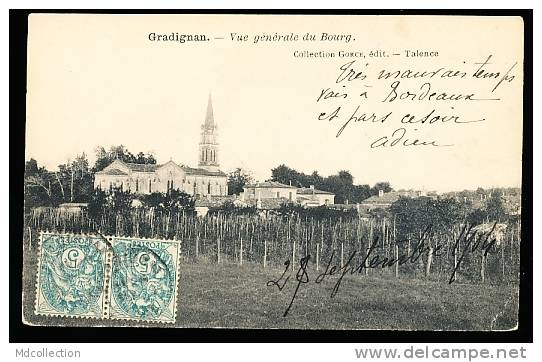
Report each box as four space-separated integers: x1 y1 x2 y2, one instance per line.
35 232 181 323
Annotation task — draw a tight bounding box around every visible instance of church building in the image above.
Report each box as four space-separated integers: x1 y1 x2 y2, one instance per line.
94 95 228 196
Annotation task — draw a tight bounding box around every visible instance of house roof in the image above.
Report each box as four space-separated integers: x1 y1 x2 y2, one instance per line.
244 197 290 209
360 192 402 205
329 203 359 210
297 187 334 195
245 181 296 189
194 195 236 207
297 196 321 205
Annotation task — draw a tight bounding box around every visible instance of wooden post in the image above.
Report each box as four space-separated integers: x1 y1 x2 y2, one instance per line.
70 170 74 202
340 241 344 268
453 241 457 283
292 238 296 272
321 222 324 252
195 234 199 259
425 247 433 277
250 223 254 255
28 227 32 251
481 250 486 283
393 216 397 277
316 243 320 271
510 224 515 269
239 236 243 266
501 238 505 279
367 220 373 276
217 237 221 264
395 243 399 278
264 240 267 269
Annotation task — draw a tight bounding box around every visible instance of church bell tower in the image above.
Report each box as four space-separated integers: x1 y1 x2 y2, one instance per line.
198 94 220 172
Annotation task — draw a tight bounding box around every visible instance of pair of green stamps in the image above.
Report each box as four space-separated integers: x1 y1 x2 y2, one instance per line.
35 232 180 323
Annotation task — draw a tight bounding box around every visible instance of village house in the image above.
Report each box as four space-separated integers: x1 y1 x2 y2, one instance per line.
240 181 335 207
241 181 298 202
296 186 335 206
359 189 437 212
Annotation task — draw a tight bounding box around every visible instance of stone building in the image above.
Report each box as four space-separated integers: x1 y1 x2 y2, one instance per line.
240 182 335 207
94 95 228 196
297 186 335 206
241 181 297 202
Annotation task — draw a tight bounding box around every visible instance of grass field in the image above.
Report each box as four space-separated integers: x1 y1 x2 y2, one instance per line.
22 246 518 330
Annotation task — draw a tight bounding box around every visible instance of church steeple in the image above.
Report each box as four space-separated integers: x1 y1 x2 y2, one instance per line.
204 93 215 128
198 94 220 172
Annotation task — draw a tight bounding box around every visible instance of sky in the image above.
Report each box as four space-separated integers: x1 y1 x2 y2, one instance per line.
25 14 524 193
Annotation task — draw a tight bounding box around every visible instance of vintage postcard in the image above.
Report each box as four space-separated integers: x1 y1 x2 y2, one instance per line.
22 13 524 330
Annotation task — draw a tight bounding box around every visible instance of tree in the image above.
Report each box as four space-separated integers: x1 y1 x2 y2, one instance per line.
371 181 392 195
227 168 254 195
55 153 94 203
25 158 39 177
93 145 156 172
390 196 463 239
353 184 372 202
163 189 194 211
466 208 486 226
485 192 507 222
106 188 135 215
337 170 354 185
87 189 108 220
208 200 257 216
24 159 61 208
270 164 390 204
140 189 195 212
271 164 301 186
275 202 357 220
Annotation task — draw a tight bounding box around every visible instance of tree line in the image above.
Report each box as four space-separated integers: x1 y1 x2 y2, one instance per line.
270 164 392 204
24 146 517 227
24 145 157 210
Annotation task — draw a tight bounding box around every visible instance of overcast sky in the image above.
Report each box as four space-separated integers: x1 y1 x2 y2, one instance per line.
25 15 524 192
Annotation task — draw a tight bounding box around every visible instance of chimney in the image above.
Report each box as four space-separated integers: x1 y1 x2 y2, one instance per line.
378 190 384 198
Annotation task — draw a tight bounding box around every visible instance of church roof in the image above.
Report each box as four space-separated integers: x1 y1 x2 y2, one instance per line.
97 159 225 177
124 162 161 173
245 181 297 189
182 166 226 177
97 168 128 176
